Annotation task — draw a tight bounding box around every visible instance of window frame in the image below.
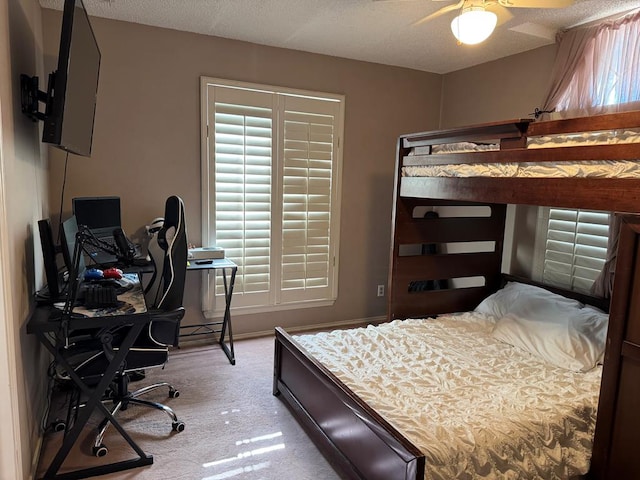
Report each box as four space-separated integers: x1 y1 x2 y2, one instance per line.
200 77 344 317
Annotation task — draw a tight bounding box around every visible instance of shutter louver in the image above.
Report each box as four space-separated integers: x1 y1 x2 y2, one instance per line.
281 108 334 294
543 209 609 292
214 101 273 297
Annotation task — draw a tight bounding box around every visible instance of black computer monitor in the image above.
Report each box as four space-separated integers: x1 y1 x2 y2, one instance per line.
37 219 63 299
60 215 86 276
72 196 121 236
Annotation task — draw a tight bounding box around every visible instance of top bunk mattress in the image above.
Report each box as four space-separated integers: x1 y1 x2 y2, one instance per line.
403 128 640 178
294 312 602 480
403 160 640 178
408 128 640 156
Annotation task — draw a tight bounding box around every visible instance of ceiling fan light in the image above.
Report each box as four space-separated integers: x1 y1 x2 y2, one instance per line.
451 7 498 45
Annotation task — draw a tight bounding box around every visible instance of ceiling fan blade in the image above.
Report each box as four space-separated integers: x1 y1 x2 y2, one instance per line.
497 0 574 8
486 4 514 26
413 0 465 26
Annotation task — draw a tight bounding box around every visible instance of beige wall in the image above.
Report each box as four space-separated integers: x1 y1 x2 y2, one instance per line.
42 10 443 335
1 0 50 477
441 45 557 128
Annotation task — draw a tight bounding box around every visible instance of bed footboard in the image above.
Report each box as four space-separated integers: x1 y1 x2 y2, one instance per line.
273 327 425 480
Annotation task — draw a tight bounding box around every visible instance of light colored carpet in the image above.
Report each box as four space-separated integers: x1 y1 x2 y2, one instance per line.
36 336 344 480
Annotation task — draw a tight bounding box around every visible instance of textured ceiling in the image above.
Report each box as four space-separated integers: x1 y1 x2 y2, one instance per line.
39 0 640 74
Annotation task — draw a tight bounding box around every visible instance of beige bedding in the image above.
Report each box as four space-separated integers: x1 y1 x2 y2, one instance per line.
407 128 640 156
294 313 602 480
403 129 640 179
402 160 640 179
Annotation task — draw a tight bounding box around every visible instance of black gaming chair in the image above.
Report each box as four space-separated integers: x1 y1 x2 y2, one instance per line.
61 195 188 457
144 195 187 311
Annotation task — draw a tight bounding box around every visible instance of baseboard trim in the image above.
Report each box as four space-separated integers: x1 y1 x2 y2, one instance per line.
268 316 387 335
177 315 388 346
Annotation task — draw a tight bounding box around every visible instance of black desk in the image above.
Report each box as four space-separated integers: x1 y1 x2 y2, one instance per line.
27 275 154 479
181 258 237 364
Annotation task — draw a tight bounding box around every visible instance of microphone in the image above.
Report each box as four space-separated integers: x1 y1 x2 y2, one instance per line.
113 227 135 263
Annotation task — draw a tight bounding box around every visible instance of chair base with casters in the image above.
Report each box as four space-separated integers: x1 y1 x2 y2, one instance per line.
57 306 187 458
92 373 185 457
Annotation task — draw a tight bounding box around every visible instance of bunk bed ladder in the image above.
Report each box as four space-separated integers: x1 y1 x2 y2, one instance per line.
388 197 506 320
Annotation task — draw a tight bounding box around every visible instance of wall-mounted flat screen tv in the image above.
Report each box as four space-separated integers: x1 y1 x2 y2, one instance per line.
42 0 101 157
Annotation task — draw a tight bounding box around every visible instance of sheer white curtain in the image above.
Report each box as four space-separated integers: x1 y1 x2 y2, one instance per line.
543 9 640 118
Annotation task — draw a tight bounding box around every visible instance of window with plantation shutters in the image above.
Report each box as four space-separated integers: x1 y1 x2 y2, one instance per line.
542 208 610 293
200 78 344 315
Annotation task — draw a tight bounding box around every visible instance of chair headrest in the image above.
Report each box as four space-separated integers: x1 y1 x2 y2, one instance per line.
157 196 184 251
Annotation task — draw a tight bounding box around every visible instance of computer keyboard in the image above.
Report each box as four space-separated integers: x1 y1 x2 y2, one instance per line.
83 236 115 254
82 284 119 309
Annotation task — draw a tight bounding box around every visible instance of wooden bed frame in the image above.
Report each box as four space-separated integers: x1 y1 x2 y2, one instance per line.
273 111 640 480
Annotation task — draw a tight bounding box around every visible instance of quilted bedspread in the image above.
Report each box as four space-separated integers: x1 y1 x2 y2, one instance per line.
294 313 602 480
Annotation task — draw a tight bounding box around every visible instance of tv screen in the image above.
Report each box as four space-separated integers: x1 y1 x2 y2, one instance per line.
42 0 101 157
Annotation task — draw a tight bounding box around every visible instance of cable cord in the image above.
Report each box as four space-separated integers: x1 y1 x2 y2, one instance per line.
40 361 57 433
56 152 70 245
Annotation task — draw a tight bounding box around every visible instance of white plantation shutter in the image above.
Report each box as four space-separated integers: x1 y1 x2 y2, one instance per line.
213 92 273 305
543 208 610 292
201 78 343 314
280 96 337 303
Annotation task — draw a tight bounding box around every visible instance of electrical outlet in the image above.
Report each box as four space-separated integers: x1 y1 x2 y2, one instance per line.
377 284 384 297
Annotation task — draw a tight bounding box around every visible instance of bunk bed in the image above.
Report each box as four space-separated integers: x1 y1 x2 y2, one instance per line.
272 110 640 480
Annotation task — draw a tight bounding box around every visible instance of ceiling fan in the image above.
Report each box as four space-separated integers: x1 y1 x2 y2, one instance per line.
375 0 575 45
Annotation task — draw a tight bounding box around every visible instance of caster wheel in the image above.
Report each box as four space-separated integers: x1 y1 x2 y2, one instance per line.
172 421 185 433
52 420 66 432
93 444 108 457
169 388 180 398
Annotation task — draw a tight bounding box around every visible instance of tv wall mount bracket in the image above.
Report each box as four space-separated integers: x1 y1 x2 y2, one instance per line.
20 73 54 122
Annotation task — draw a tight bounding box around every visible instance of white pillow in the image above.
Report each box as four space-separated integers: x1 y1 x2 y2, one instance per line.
476 282 608 371
474 281 583 319
576 306 609 366
492 305 608 372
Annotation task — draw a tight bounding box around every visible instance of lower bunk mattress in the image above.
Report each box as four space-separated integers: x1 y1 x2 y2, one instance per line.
293 312 602 480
